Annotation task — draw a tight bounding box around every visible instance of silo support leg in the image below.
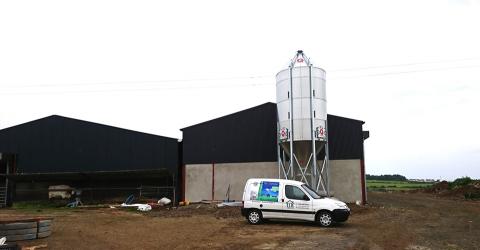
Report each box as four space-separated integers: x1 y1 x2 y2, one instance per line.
299 154 313 184
316 159 327 193
279 160 288 179
293 154 309 184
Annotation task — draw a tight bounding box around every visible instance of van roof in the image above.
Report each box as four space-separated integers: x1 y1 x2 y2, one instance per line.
246 178 306 186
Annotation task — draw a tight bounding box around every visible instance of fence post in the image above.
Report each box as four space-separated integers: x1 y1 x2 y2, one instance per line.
173 187 176 206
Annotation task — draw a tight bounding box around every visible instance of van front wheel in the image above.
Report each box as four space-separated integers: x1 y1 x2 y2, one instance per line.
317 211 333 227
247 209 263 225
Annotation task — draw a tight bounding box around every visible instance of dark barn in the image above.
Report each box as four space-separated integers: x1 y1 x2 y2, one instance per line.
0 115 179 206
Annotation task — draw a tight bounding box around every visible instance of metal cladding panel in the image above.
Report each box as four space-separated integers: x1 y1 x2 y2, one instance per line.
276 66 327 141
181 103 278 164
327 115 364 160
182 102 365 164
0 116 179 174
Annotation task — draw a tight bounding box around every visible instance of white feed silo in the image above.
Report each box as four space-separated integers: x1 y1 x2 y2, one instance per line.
276 50 330 194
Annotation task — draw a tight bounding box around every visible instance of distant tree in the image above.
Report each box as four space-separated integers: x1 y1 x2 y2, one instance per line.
451 176 472 187
366 174 407 181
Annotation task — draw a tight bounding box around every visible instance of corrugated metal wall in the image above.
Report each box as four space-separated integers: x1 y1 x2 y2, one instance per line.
181 103 278 164
181 102 365 164
327 114 365 160
0 115 178 175
0 105 364 177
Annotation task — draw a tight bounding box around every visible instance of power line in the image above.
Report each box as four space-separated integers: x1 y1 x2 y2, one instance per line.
330 64 480 79
1 60 480 95
0 82 273 96
0 75 273 89
328 56 480 72
3 56 480 89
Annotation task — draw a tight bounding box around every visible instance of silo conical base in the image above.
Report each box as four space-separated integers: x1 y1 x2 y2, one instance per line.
278 140 329 195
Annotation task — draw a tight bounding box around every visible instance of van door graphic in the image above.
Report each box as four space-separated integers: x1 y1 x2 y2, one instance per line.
257 181 279 202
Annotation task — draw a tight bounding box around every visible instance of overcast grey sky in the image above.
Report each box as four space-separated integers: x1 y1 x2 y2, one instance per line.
1 0 479 180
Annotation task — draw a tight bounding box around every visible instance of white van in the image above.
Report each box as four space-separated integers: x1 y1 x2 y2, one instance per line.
241 178 350 227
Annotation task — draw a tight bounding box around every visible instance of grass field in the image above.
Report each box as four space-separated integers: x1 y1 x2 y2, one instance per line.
367 180 435 191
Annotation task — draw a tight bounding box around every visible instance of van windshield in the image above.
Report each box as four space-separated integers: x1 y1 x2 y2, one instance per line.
302 184 322 199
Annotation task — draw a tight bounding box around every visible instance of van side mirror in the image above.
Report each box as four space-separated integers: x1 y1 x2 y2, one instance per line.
303 194 310 201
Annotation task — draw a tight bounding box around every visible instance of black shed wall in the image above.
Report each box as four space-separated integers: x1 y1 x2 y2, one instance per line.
327 114 364 160
0 115 178 175
181 103 365 164
182 103 278 164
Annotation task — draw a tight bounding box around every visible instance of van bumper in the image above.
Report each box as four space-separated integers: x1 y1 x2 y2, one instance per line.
332 209 350 222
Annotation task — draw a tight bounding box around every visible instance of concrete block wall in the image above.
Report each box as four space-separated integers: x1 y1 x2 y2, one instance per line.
185 162 277 202
184 160 364 203
184 164 213 201
329 160 363 203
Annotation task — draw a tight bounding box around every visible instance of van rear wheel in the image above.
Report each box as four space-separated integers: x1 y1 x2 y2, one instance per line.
247 209 263 225
317 211 333 227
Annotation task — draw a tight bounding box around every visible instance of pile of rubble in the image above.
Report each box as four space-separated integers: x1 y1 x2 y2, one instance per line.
423 180 480 199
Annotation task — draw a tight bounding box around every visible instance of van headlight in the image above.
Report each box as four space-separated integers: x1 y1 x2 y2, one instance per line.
334 202 348 209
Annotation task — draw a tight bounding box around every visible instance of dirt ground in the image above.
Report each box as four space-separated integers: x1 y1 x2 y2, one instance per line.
1 192 479 250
